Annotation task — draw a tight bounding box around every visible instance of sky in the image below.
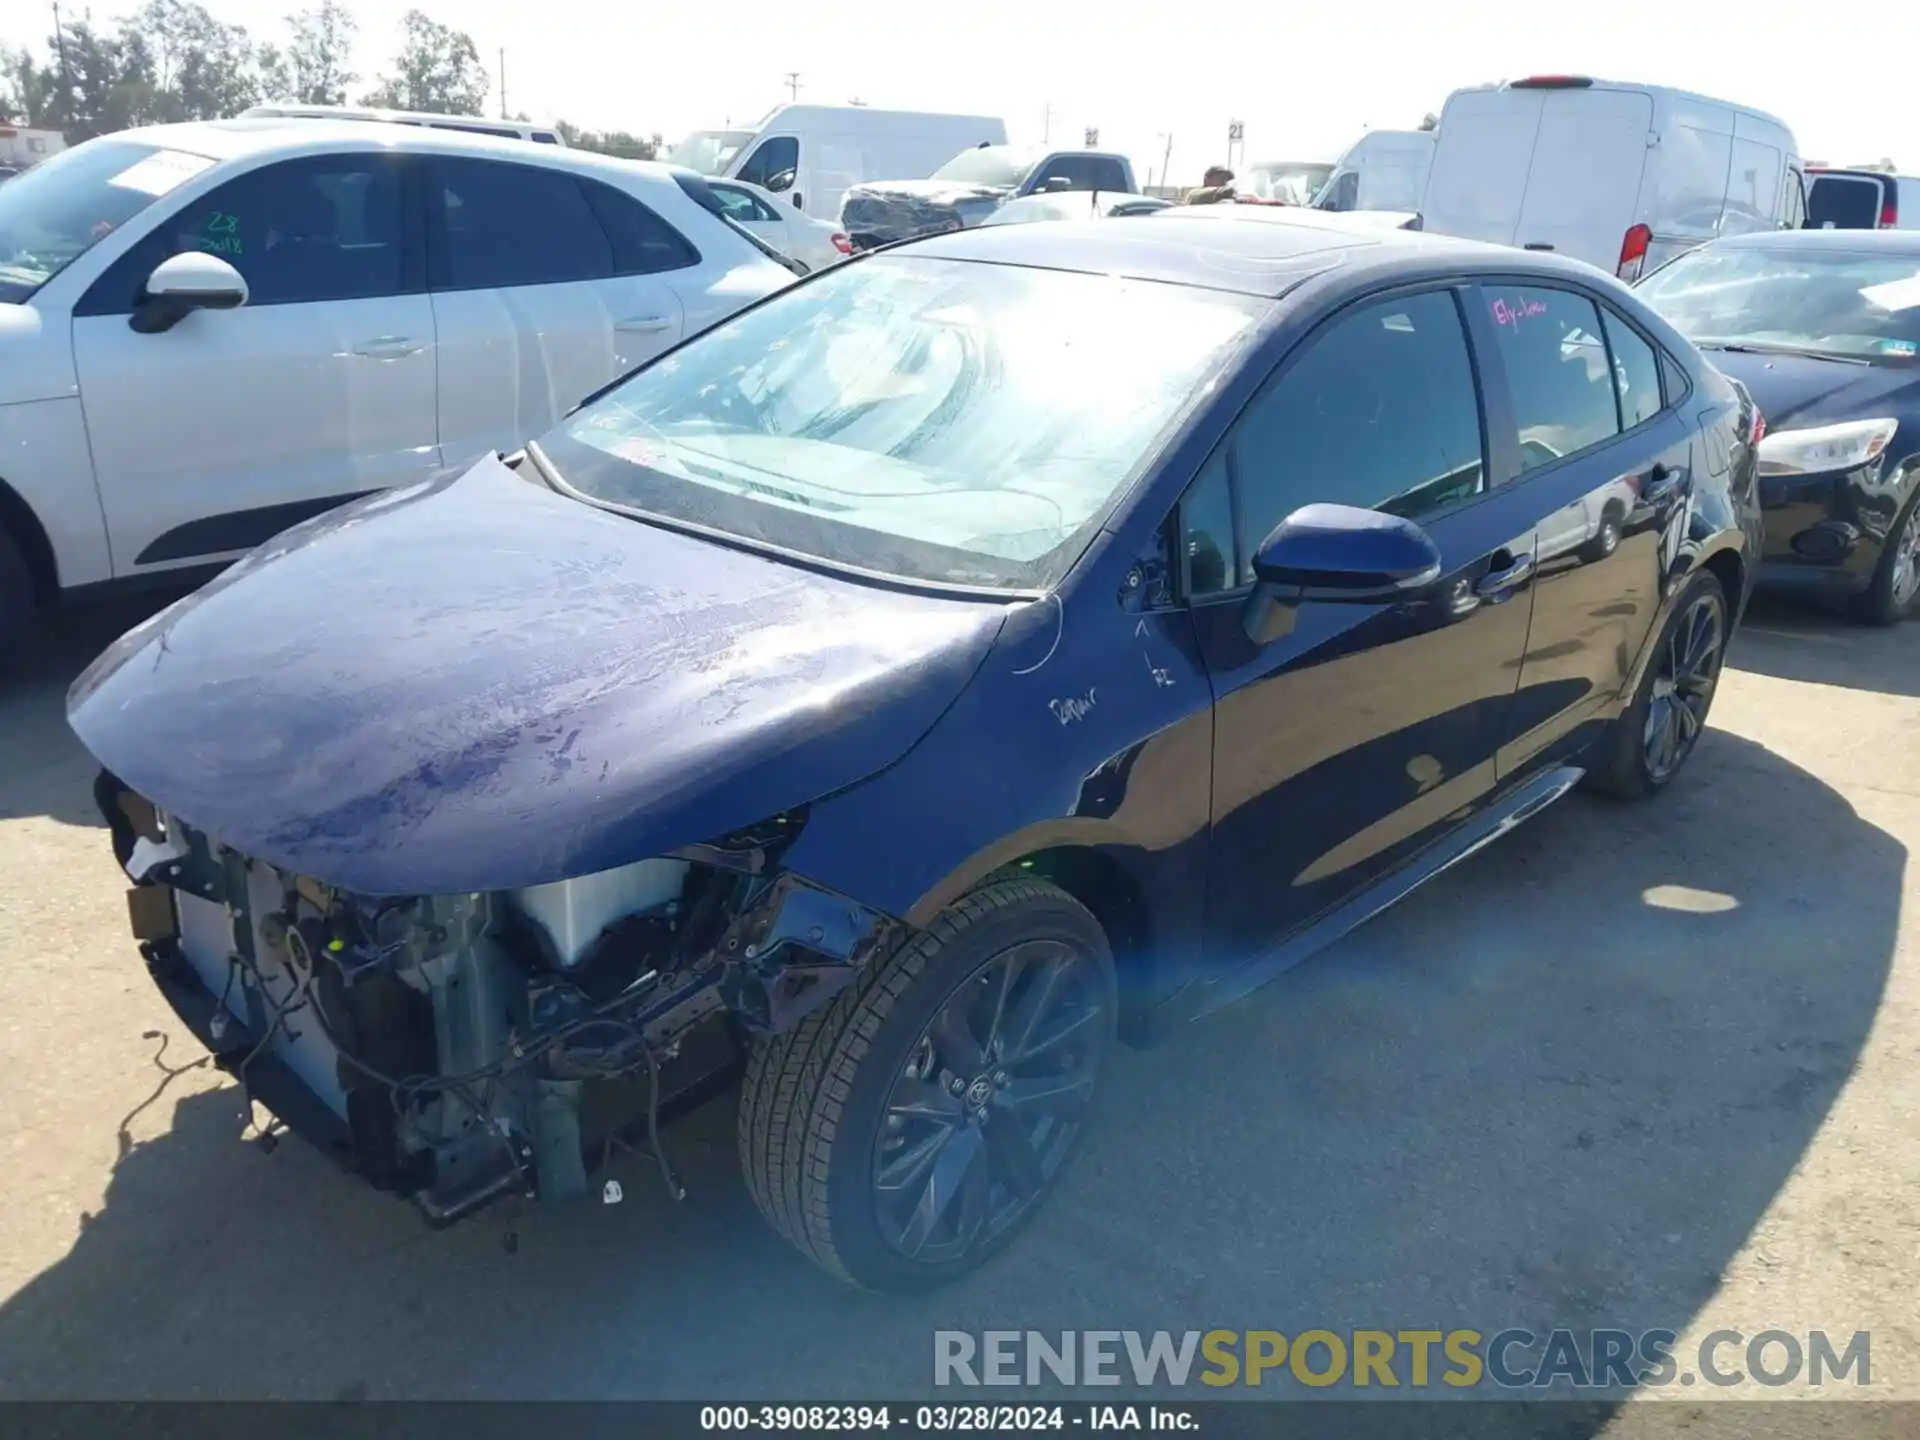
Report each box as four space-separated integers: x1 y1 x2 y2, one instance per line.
3 0 1914 186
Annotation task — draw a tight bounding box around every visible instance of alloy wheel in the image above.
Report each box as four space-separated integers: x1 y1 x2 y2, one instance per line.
871 939 1108 1265
1890 501 1920 611
1643 591 1724 783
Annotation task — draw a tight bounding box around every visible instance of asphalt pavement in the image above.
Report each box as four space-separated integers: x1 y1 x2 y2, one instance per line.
0 591 1915 1422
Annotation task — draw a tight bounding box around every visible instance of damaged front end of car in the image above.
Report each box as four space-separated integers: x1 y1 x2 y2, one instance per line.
99 772 898 1223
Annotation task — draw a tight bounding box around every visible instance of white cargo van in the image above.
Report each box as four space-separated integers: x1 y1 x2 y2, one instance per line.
665 104 1006 224
1314 130 1434 213
1419 76 1805 278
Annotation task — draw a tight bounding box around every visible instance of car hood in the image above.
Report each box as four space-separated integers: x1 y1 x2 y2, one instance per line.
68 455 1011 896
1704 349 1920 435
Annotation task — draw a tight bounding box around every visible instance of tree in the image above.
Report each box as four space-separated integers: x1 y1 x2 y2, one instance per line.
361 10 487 116
33 16 161 139
553 119 658 160
126 0 268 122
281 0 357 106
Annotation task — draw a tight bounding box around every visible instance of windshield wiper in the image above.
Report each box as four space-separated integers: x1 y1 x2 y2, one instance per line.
1696 341 1871 367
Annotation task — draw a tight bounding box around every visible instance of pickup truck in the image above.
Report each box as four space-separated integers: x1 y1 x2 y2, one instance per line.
839 145 1138 249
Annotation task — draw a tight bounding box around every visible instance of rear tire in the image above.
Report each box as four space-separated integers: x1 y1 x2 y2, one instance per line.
1849 488 1920 627
738 877 1116 1291
0 526 38 664
1585 569 1728 801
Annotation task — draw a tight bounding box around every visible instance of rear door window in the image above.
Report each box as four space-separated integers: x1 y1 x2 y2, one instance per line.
580 180 700 274
428 157 611 290
1477 285 1621 470
1602 308 1665 429
1807 175 1883 230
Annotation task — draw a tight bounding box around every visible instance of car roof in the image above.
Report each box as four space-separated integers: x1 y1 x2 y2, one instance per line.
909 212 1508 298
94 117 674 184
1703 228 1920 257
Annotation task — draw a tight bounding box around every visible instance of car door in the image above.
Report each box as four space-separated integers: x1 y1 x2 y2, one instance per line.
1471 281 1696 772
70 149 437 576
1185 285 1542 973
424 156 685 472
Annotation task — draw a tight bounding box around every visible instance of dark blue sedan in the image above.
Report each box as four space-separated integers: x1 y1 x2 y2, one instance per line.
70 214 1762 1291
1638 229 1920 623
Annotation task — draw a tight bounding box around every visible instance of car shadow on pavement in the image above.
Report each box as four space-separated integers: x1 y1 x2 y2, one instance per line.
0 729 1901 1424
0 593 183 828
1728 595 1920 698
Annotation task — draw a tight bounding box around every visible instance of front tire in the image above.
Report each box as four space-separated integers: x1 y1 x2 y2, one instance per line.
1850 488 1920 627
738 877 1117 1291
1585 569 1728 800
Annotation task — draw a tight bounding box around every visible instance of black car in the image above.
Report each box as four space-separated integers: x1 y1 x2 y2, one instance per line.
1637 229 1920 623
70 215 1761 1292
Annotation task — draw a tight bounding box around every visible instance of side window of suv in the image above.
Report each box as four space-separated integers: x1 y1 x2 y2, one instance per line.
1229 289 1486 586
1032 155 1128 192
580 179 700 274
1477 285 1621 472
429 157 611 290
77 153 412 314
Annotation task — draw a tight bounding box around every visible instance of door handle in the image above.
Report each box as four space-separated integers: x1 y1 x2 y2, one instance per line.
1522 242 1555 251
615 315 674 334
1475 549 1534 598
350 335 424 359
1643 463 1689 503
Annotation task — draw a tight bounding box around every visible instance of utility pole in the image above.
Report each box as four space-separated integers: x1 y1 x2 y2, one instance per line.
1042 103 1053 144
784 71 801 101
498 48 507 119
51 1 75 120
1160 133 1174 193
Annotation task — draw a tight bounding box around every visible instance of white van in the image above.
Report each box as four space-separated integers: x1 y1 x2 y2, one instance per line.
666 104 1006 224
1420 76 1805 278
1314 130 1434 213
241 104 565 145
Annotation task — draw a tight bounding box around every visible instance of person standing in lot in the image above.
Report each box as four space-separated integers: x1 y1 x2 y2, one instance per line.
1187 166 1237 204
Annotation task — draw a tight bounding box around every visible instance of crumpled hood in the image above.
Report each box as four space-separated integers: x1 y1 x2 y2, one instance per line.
68 456 1010 896
1705 350 1920 436
840 179 1014 244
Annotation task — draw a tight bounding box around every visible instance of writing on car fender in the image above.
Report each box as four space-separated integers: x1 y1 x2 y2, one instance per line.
1050 689 1097 725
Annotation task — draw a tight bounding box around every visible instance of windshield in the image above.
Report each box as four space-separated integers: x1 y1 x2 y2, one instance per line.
930 146 1036 189
0 139 215 304
665 129 754 176
539 255 1265 590
1638 245 1920 362
1243 162 1334 204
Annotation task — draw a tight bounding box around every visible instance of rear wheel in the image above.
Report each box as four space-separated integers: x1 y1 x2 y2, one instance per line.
738 877 1116 1291
1850 489 1920 627
1585 569 1727 800
0 526 38 663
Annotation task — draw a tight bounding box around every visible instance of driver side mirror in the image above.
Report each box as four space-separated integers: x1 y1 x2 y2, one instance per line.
765 168 795 194
1241 502 1442 642
1041 176 1074 193
130 252 248 335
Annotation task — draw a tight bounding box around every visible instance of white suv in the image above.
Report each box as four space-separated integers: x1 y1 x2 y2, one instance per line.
0 117 797 651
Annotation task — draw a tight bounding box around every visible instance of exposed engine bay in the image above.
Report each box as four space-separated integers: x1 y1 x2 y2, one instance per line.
96 771 897 1223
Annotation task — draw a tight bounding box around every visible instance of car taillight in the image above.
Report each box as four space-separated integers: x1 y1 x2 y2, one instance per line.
1617 223 1652 280
1879 197 1898 229
1751 408 1767 446
831 232 853 254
